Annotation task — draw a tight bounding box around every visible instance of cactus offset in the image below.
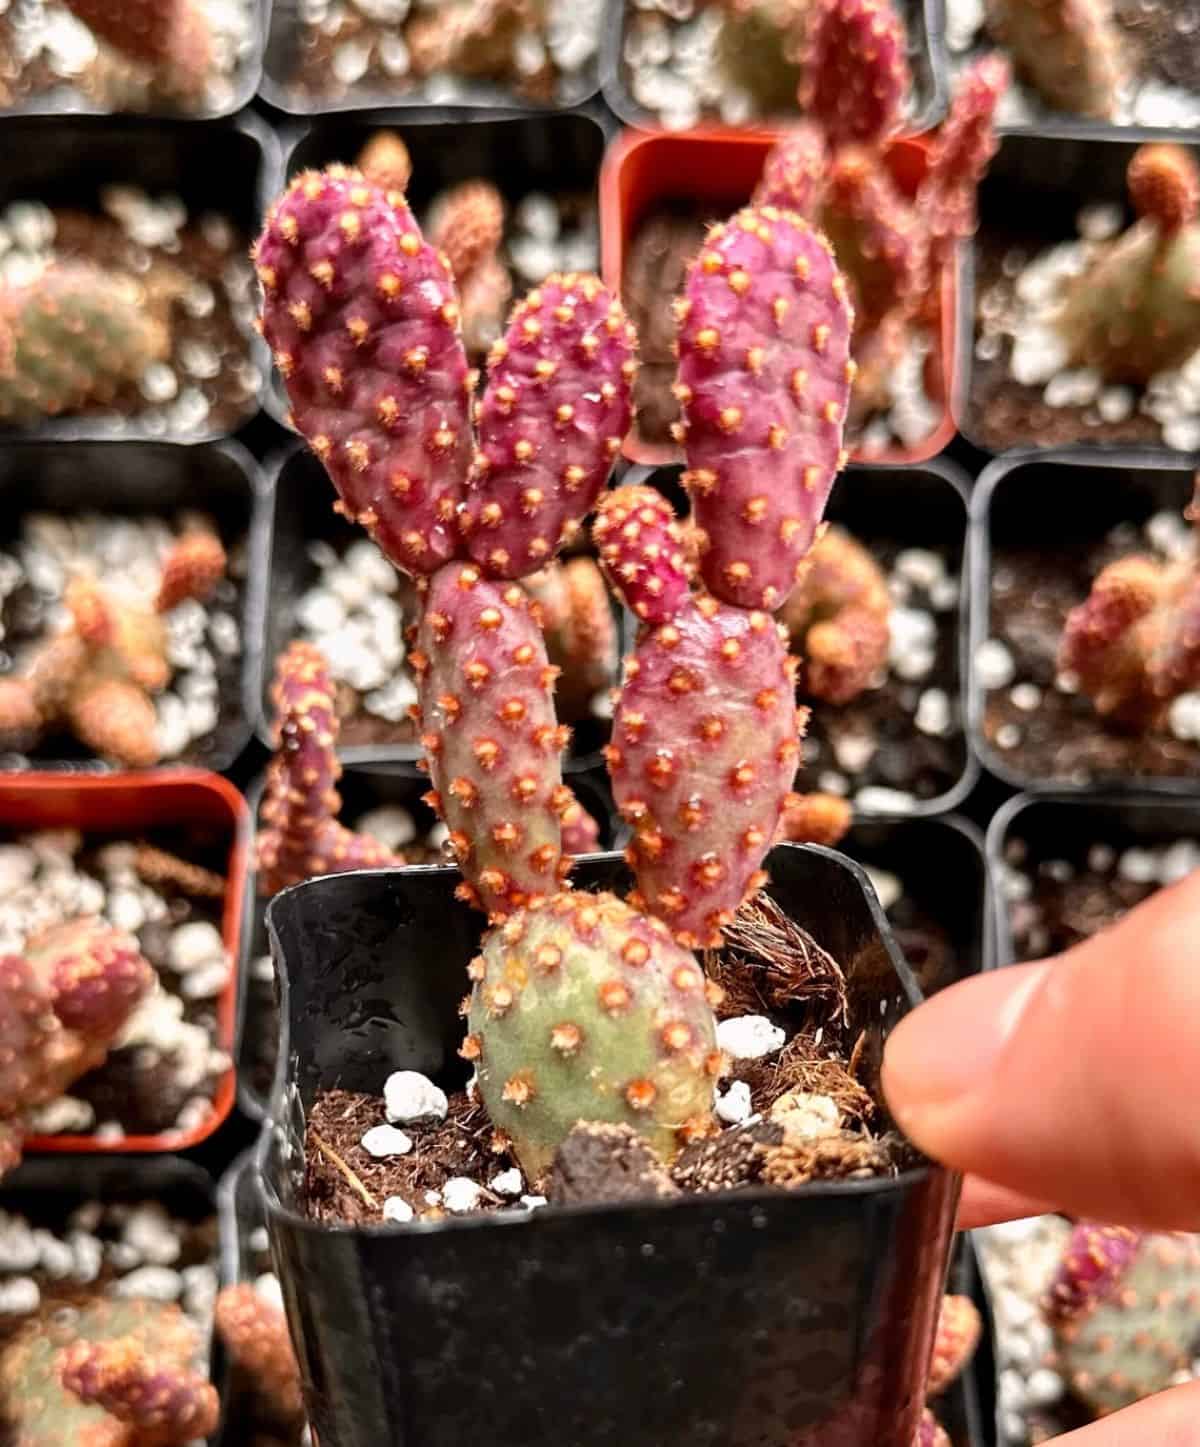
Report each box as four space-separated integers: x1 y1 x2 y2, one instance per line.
801 0 911 149
525 557 618 723
0 1297 209 1447
820 149 925 331
258 642 400 896
1044 1224 1200 1415
358 132 414 195
559 789 603 855
782 523 891 704
155 529 227 613
1056 144 1200 382
776 790 852 846
214 1285 304 1426
913 1409 950 1447
0 263 168 425
255 167 472 579
927 1294 983 1397
592 484 692 627
463 891 722 1178
752 122 830 218
462 274 636 579
1058 485 1200 728
414 562 569 919
676 207 855 612
984 0 1125 119
62 0 213 99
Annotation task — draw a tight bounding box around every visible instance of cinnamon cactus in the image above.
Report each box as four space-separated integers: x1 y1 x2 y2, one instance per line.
257 642 401 897
801 0 911 149
984 0 1125 119
782 523 892 704
62 0 213 99
776 791 853 847
215 1284 304 1426
0 921 153 1179
0 1296 215 1446
592 483 692 627
463 891 724 1178
1058 482 1200 727
358 132 414 195
1056 144 1200 382
1043 1223 1200 1414
525 558 618 723
428 180 511 357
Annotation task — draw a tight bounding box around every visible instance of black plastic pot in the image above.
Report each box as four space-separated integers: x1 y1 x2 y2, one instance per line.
0 0 269 120
236 760 620 1122
0 440 267 773
254 442 627 769
258 846 959 1447
601 0 947 133
266 108 611 428
261 3 603 114
961 130 1200 458
630 458 979 817
968 448 1198 796
0 111 280 443
986 790 1200 967
941 1237 997 1447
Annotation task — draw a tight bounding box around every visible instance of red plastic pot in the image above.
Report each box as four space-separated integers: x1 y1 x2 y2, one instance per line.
0 770 250 1155
600 126 958 468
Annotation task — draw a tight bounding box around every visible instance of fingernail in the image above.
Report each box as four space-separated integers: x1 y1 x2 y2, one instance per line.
882 962 1048 1140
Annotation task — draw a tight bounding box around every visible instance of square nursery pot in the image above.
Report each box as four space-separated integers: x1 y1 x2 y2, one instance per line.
1 769 249 1156
0 0 268 120
601 126 960 467
986 791 1200 967
235 762 621 1121
969 449 1199 795
0 110 280 443
961 130 1200 458
266 108 610 428
261 1 603 114
601 0 946 133
0 440 267 773
257 847 959 1447
255 443 627 770
627 457 977 815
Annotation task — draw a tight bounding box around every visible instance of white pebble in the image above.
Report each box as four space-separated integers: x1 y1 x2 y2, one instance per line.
24 1096 95 1134
1169 692 1200 742
122 1205 181 1266
442 1178 485 1214
1118 848 1159 884
0 845 35 892
384 1071 448 1126
715 1079 753 1125
0 1217 39 1272
833 733 877 773
716 1014 786 1061
0 1278 39 1314
356 806 417 851
423 1190 442 1207
180 962 231 1000
360 1125 413 1158
894 549 944 591
519 1195 548 1211
854 787 916 814
1026 1367 1065 1407
167 921 226 974
865 866 903 911
489 1168 523 1197
35 1234 74 1279
1011 683 1041 712
107 889 146 934
382 1196 415 1224
915 688 951 737
770 1090 841 1140
1159 840 1200 885
1097 386 1134 423
976 639 1016 690
114 1266 182 1301
1043 367 1101 409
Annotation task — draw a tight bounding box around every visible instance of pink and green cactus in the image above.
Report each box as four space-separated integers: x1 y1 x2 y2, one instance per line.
1044 1223 1200 1415
984 0 1125 119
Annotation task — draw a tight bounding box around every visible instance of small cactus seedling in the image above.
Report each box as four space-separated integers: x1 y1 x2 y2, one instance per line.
0 1296 216 1446
984 0 1125 120
781 523 892 704
463 891 724 1178
927 1294 983 1397
1056 144 1200 383
1058 481 1200 728
1043 1223 1200 1415
257 642 401 897
215 1284 304 1426
676 207 855 612
0 262 170 425
801 0 911 149
525 557 618 724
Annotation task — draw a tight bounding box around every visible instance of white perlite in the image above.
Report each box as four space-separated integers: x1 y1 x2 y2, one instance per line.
382 1196 415 1224
360 1125 414 1158
489 1168 523 1197
0 1278 40 1315
714 1080 753 1125
384 1071 448 1126
442 1178 485 1214
716 1015 786 1061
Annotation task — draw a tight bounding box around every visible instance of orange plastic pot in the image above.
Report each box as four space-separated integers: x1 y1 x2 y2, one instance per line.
0 770 250 1155
600 126 958 468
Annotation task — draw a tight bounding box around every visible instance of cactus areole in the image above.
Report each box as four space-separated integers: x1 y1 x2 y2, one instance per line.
256 166 855 1179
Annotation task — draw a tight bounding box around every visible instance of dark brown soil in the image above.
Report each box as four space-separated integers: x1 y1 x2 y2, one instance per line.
15 207 258 435
984 546 1199 784
1115 0 1200 93
889 901 960 998
302 895 911 1226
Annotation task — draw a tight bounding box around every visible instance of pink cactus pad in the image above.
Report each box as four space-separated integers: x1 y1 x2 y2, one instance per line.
802 0 911 149
927 1294 983 1396
1043 1223 1142 1322
255 167 472 580
822 147 926 329
607 595 801 948
923 54 1009 278
560 788 602 854
753 124 830 217
914 1409 950 1447
414 561 570 919
676 207 855 612
258 642 401 896
0 954 60 1115
25 920 153 1040
592 484 692 626
463 274 637 579
59 1335 220 1441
